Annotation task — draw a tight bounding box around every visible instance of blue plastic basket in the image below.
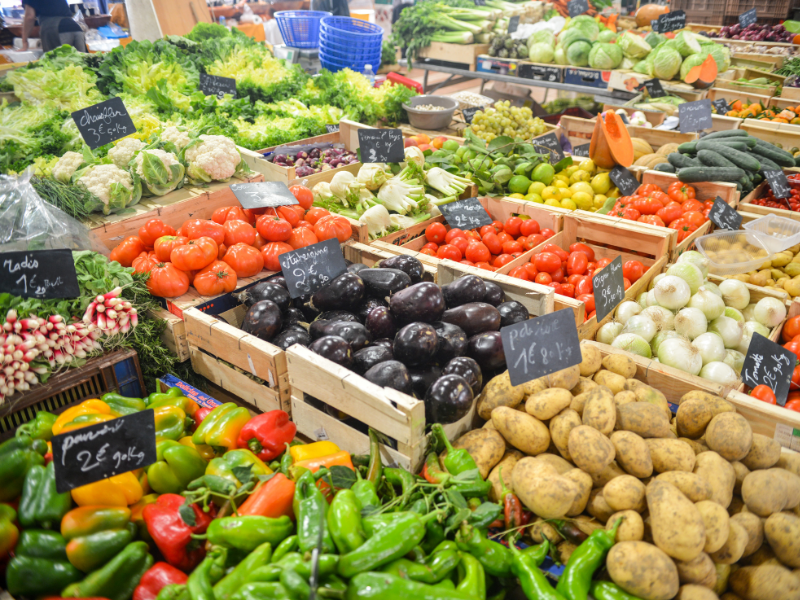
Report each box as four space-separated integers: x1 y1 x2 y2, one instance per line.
319 16 383 49
320 34 382 60
320 55 380 73
274 10 330 48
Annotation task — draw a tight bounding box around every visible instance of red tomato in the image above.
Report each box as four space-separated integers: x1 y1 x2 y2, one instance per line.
523 263 538 280
450 236 470 256
223 243 264 278
445 228 467 243
751 385 777 404
783 341 800 356
256 216 292 242
261 242 293 271
491 220 504 233
504 217 522 237
578 293 595 314
314 215 351 243
551 267 565 283
656 203 684 226
194 260 237 296
502 240 523 254
425 222 447 244
420 248 437 257
668 181 696 203
253 233 267 251
465 241 491 264
617 208 641 221
475 262 495 271
289 185 314 210
519 219 540 236
623 277 632 290
594 258 611 270
437 244 462 261
783 316 800 342
479 225 496 238
540 244 568 262
110 236 146 268
567 273 583 286
560 283 575 298
682 211 707 228
147 263 190 298
575 277 593 296
623 260 644 283
534 272 552 285
421 242 439 253
632 197 662 215
785 399 800 412
682 199 704 214
508 266 530 280
494 254 515 268
482 232 503 255
170 237 218 272
540 228 555 239
184 219 225 246
223 220 256 247
567 252 588 275
154 235 187 263
534 252 561 274
637 184 661 195
793 364 800 391
496 232 513 245
638 215 666 227
212 206 252 225
460 260 475 266
465 230 481 241
304 207 330 226
287 228 319 250
569 243 595 262
139 219 176 248
669 219 699 243
525 234 546 250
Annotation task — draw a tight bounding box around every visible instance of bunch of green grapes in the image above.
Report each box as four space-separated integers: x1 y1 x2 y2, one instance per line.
468 100 547 142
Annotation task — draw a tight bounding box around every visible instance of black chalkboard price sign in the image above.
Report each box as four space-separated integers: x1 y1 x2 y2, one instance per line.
679 99 713 134
52 409 158 493
708 196 742 231
593 256 625 322
739 8 757 28
572 143 590 158
642 78 666 99
474 0 485 6
609 166 639 197
501 309 581 386
279 238 348 299
764 170 792 199
507 15 520 33
712 98 731 115
199 73 237 99
568 0 589 17
326 124 340 133
71 97 137 150
462 106 483 124
440 197 493 230
358 128 404 163
742 332 796 406
0 249 80 300
654 10 686 33
532 132 565 164
230 181 300 210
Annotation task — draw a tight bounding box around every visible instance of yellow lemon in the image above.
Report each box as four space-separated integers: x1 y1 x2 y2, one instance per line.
508 193 525 199
572 191 593 210
528 181 546 196
542 186 560 200
593 194 607 208
554 179 568 189
569 170 591 184
559 187 573 199
565 165 579 177
544 198 562 208
560 198 577 210
571 182 594 196
579 159 595 172
525 193 544 204
590 173 612 195
608 187 620 198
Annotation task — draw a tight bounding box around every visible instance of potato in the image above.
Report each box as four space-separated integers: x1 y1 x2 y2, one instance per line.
568 425 615 475
564 468 593 516
676 585 720 600
604 475 646 512
587 488 615 523
677 394 734 439
742 469 789 517
594 370 626 394
681 437 710 456
477 371 528 420
718 594 740 600
453 428 506 479
728 496 745 516
558 541 577 564
647 479 706 561
570 390 592 416
615 390 637 407
694 451 736 508
550 408 582 461
626 379 671 419
617 403 672 438
681 391 736 414
590 461 627 488
574 514 605 536
764 512 800 568
747 544 777 566
780 467 800 509
580 344 603 376
608 509 644 541
487 450 524 502
713 564 730 597
777 452 800 478
705 413 753 462
655 472 713 503
729 565 800 600
603 354 637 379
731 461 750 493
741 434 781 470
523 378 548 396
709 521 749 564
647 439 697 473
611 431 654 478
536 452 574 475
607 541 680 600
730 512 763 557
582 386 616 435
695 500 730 554
571 377 598 396
545 365 580 390
526 388 573 421
492 406 550 456
528 518 559 544
676 552 717 588
512 457 577 519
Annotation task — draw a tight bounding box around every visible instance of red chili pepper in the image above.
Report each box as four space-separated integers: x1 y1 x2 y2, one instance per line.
421 452 450 485
133 562 188 600
498 466 526 531
236 410 296 461
142 494 214 571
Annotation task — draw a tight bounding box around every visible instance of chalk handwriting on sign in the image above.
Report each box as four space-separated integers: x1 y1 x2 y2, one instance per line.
199 73 237 99
71 97 137 150
593 256 625 322
712 98 731 115
654 10 686 33
764 170 791 200
507 15 520 33
572 143 590 158
230 181 300 210
641 78 666 99
609 166 639 197
568 0 589 17
679 99 713 133
739 8 757 28
52 410 157 493
326 124 340 133
742 332 796 406
708 196 742 231
279 237 348 299
439 197 493 230
462 106 483 124
532 132 565 164
0 249 80 299
357 128 404 163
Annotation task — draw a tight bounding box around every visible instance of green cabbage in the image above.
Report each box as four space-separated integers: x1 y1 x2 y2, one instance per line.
674 31 701 57
700 43 730 73
559 27 591 50
680 54 707 81
620 57 636 70
566 41 593 67
618 31 652 59
554 47 568 65
528 42 555 64
652 45 682 80
530 29 556 48
597 30 617 43
569 16 600 41
589 43 623 69
633 60 650 75
137 150 186 196
645 32 666 48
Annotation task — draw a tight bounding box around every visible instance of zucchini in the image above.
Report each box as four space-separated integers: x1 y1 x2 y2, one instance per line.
668 152 699 169
696 140 749 153
678 141 698 154
750 143 796 168
699 129 750 140
653 163 676 173
697 149 738 169
677 166 746 183
711 145 761 172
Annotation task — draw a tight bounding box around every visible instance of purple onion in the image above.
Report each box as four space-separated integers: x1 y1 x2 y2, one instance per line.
295 166 314 177
320 163 332 171
295 158 306 167
297 151 308 160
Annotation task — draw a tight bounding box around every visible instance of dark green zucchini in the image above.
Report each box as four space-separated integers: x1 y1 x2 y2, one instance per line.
653 163 676 173
750 143 796 168
699 129 749 140
678 141 698 154
677 166 746 183
696 140 749 153
668 152 699 169
709 145 761 171
697 149 738 169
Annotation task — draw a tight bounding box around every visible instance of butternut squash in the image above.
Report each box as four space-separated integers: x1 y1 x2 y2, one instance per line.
635 3 668 27
590 111 634 169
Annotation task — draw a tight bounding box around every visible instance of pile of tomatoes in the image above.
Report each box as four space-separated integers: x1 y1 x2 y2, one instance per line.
750 184 800 213
751 316 800 412
610 182 710 243
108 185 352 298
421 216 557 269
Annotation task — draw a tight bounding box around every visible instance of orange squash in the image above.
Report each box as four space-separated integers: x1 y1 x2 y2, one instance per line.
589 111 634 170
684 55 718 89
635 3 668 27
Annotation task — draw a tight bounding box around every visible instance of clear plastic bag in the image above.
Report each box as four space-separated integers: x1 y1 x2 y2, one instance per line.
0 169 105 253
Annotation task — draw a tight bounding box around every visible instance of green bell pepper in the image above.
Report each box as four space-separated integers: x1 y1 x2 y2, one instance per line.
157 584 190 600
6 530 83 597
0 434 47 502
205 449 271 488
16 411 57 440
207 515 294 553
61 541 154 600
213 541 273 600
18 461 72 529
147 440 208 494
102 392 146 416
147 386 184 406
294 469 335 555
187 547 227 600
62 506 136 573
346 572 477 600
456 523 512 578
328 489 365 555
230 582 288 600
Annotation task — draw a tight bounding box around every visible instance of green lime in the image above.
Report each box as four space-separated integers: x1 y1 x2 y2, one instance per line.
532 163 555 185
443 140 461 152
508 175 533 195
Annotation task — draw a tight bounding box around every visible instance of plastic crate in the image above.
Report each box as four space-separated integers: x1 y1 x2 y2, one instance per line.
695 231 774 275
725 0 792 19
274 10 329 49
743 214 800 253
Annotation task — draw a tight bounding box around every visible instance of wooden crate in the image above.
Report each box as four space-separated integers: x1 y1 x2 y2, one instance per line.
739 120 800 151
768 96 800 112
710 114 743 131
602 104 666 127
781 87 800 102
343 241 438 282
494 212 671 338
715 80 780 98
418 42 490 70
150 307 190 363
740 180 800 222
731 53 785 69
160 270 277 320
559 115 695 155
707 87 773 107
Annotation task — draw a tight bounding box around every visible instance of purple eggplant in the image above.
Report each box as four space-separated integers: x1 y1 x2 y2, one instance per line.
266 274 289 289
432 321 467 364
441 302 501 337
424 374 474 424
497 301 529 327
283 307 306 327
272 328 311 350
389 282 445 325
408 365 442 399
309 321 369 352
360 268 412 299
311 272 365 312
237 281 291 311
393 322 437 366
442 275 486 308
442 356 482 396
482 281 505 306
242 300 283 342
348 263 369 275
352 345 393 375
379 255 425 284
364 360 412 395
372 338 394 348
366 306 396 340
467 331 505 371
358 298 387 322
309 335 352 368
317 310 360 323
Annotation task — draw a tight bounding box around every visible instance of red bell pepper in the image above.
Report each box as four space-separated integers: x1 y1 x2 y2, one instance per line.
193 407 214 431
236 410 296 461
133 562 188 600
142 494 213 571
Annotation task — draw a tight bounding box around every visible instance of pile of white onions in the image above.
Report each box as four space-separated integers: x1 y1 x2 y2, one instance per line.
596 251 787 385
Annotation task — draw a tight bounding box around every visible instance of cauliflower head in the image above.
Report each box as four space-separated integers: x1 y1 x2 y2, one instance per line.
135 149 185 196
184 134 249 184
52 151 85 184
108 138 146 169
76 164 141 215
161 126 192 152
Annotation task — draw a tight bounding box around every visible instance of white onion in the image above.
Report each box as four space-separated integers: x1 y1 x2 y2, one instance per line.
737 333 752 355
709 316 744 349
675 307 708 340
597 321 624 345
649 273 666 291
678 250 709 278
692 332 726 365
700 281 722 297
700 361 739 386
744 320 770 339
646 289 659 307
611 333 652 358
616 301 643 325
724 349 745 374
724 307 744 322
641 306 675 332
658 337 703 375
652 330 681 355
637 292 648 309
667 262 705 294
753 297 787 329
688 289 725 321
655 275 691 310
622 315 657 343
719 279 750 310
741 303 757 322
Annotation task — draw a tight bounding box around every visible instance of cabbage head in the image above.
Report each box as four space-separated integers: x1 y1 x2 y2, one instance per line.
618 31 652 59
633 60 650 75
652 45 682 80
680 53 706 81
570 15 599 40
597 30 617 43
620 57 636 70
566 40 593 67
559 27 591 50
528 42 555 64
645 32 666 48
674 31 701 57
529 29 556 49
700 43 730 73
589 43 623 69
554 47 567 65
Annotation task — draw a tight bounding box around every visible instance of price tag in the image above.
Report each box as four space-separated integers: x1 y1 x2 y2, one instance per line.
462 106 483 124
518 63 562 82
230 181 299 210
653 10 686 33
52 410 157 493
439 197 493 230
764 170 791 199
507 15 520 34
641 78 666 99
279 238 348 299
572 143 591 158
739 8 757 28
0 249 80 300
679 99 713 134
742 332 796 406
199 73 237 99
358 128 404 163
532 132 565 165
593 256 625 322
71 97 137 150
568 0 589 17
501 309 581 386
609 166 639 197
708 196 742 231
712 98 731 115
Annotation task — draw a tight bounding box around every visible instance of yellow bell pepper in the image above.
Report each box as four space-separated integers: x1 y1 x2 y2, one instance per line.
59 413 116 434
179 436 215 461
153 405 187 442
130 493 158 523
289 441 339 463
52 400 112 436
71 471 144 507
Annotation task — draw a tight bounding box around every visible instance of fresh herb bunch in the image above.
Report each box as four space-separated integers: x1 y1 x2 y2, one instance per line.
31 176 96 221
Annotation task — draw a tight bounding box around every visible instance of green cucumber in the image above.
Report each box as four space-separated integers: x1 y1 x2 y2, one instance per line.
697 149 738 169
678 141 698 154
711 146 761 172
696 139 749 152
757 155 781 171
677 166 746 183
750 143 796 168
668 152 699 169
699 130 750 140
653 163 676 173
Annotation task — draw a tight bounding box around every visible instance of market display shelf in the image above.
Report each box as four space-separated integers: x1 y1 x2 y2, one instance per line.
558 115 697 156
418 42 490 71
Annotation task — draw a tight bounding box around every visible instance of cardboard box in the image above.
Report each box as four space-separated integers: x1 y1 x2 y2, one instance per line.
476 56 518 76
564 67 612 89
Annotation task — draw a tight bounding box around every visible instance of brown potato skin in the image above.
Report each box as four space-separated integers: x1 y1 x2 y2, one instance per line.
607 541 680 600
491 406 550 456
526 388 572 421
587 488 615 523
777 452 800 478
550 408 582 461
582 386 616 435
564 468 593 517
611 430 654 478
487 450 524 502
704 413 753 462
602 354 637 378
741 434 781 470
647 439 697 473
617 403 671 438
646 480 706 562
568 425 615 475
730 512 763 558
452 428 506 479
676 552 717 588
729 565 800 600
709 521 748 565
594 370 626 394
694 451 736 508
512 457 577 519
655 472 713 502
607 509 644 542
741 469 788 517
477 371 527 420
764 512 800 568
579 345 602 377
695 500 730 554
676 585 721 600
603 475 646 512
545 365 580 390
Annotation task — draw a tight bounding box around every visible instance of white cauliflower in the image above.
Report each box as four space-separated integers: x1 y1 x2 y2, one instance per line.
108 138 145 169
76 164 141 215
135 149 185 196
184 135 249 183
52 151 85 184
161 126 192 151
134 149 179 179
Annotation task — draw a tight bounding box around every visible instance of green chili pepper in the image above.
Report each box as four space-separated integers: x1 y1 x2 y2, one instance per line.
280 568 309 600
432 423 478 477
273 552 339 580
381 546 460 584
510 542 566 600
207 516 293 553
18 461 71 529
522 540 550 566
488 589 507 600
455 523 512 578
61 541 154 600
156 584 189 600
450 479 492 498
213 542 272 600
434 579 457 590
424 452 450 485
384 468 418 497
346 572 476 600
366 429 383 484
230 582 288 600
421 518 446 555
320 573 348 595
187 548 227 600
556 519 621 600
272 535 298 563
294 469 335 554
361 512 410 537
328 489 365 554
456 553 486 600
351 473 380 511
409 498 428 514
590 581 644 600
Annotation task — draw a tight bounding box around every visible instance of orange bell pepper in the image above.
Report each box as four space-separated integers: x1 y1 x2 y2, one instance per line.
71 471 144 507
52 400 112 436
289 441 339 463
237 472 295 519
293 451 354 501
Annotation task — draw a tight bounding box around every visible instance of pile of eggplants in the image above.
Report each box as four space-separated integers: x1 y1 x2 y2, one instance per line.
235 255 531 425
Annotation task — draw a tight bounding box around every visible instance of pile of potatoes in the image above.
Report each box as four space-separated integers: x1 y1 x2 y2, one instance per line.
724 243 800 298
453 342 800 600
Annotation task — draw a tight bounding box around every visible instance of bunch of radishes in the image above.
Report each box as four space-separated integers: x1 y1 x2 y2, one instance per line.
82 287 139 336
